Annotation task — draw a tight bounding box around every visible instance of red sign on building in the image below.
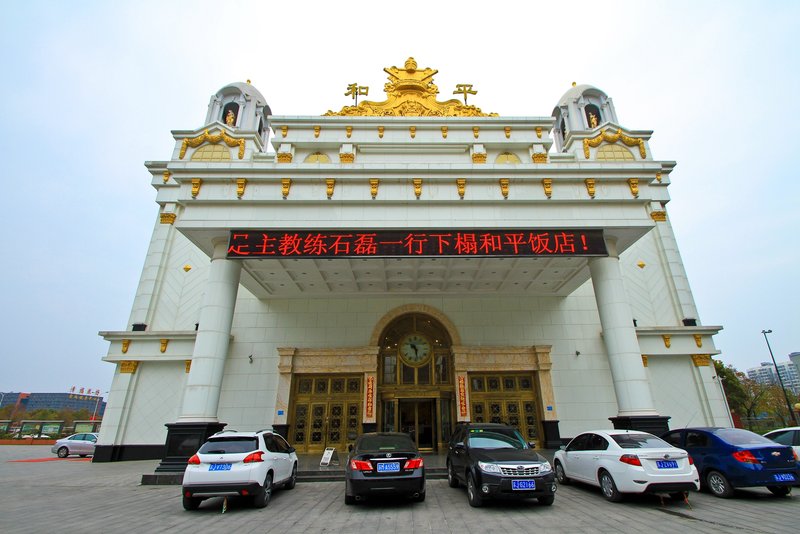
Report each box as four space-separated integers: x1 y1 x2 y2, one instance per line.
365 376 375 419
458 376 468 417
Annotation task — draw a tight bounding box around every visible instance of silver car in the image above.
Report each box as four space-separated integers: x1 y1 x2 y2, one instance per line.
51 433 99 458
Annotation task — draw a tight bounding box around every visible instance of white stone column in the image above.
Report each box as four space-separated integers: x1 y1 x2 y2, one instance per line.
589 238 657 416
178 238 241 422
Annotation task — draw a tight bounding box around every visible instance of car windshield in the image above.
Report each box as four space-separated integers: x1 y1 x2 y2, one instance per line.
198 437 258 454
715 428 774 446
358 435 414 452
466 429 527 450
611 433 670 449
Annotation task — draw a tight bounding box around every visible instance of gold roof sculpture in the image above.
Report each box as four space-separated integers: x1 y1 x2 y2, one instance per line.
324 57 497 117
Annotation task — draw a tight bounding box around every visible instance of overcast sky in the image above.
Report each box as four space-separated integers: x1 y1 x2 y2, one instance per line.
1 1 798 395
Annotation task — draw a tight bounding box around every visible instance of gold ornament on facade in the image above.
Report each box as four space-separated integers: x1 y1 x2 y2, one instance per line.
160 213 176 225
642 355 648 367
346 126 353 138
180 129 245 160
160 339 168 353
662 335 671 348
693 334 703 348
121 339 130 354
313 125 321 138
650 211 667 222
656 171 662 182
370 178 379 199
412 178 422 199
236 178 247 199
472 153 487 164
441 126 448 139
532 153 548 164
584 178 596 198
281 126 288 138
456 178 466 199
691 354 711 367
583 128 646 160
637 261 646 269
499 178 509 199
588 111 598 129
542 178 552 199
191 178 202 198
472 127 480 139
326 178 335 199
281 178 292 199
409 126 416 139
162 170 171 183
453 83 477 105
277 152 293 163
183 264 192 272
185 360 192 373
535 127 542 139
225 109 236 127
120 361 139 374
324 58 497 117
627 178 639 198
504 126 511 139
378 126 384 138
339 152 355 163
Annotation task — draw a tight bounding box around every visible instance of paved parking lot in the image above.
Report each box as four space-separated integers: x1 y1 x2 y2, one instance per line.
1 445 797 533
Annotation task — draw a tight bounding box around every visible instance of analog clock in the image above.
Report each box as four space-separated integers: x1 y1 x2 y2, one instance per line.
399 333 432 366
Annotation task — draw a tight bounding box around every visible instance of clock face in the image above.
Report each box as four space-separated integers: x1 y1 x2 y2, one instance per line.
399 333 431 366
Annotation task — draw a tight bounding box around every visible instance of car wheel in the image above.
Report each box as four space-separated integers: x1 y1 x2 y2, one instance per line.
554 460 570 485
467 473 484 508
344 493 356 505
285 464 297 490
447 461 459 488
182 496 201 511
253 473 272 508
706 470 733 498
538 495 555 506
57 447 69 458
599 470 623 502
766 485 791 497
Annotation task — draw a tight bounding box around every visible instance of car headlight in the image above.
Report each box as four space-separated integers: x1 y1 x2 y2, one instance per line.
478 461 502 473
539 461 552 474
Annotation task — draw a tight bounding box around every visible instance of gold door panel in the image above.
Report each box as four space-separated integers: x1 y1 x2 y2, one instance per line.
290 375 362 453
469 373 540 444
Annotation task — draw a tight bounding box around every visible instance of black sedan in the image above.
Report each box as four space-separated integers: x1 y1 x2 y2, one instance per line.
345 432 425 504
447 423 556 507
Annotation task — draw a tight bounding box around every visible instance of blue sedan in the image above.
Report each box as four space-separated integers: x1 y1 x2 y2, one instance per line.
661 427 799 498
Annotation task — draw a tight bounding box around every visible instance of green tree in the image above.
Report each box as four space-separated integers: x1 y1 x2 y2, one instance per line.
714 360 748 416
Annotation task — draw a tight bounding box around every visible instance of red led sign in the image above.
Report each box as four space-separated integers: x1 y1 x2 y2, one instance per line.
227 229 607 259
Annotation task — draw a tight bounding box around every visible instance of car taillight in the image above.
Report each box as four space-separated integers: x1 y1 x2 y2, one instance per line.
732 450 759 464
619 454 641 466
405 458 424 469
350 459 373 471
187 454 200 465
688 455 694 465
243 451 264 463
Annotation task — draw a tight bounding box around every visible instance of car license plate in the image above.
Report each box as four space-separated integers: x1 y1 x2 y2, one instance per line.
209 463 232 471
376 462 400 473
774 473 796 482
656 460 679 469
512 479 536 490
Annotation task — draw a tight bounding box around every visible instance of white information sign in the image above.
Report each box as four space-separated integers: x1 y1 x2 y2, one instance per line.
320 447 339 467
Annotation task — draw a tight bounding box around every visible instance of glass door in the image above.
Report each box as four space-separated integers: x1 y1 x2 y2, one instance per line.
399 400 435 450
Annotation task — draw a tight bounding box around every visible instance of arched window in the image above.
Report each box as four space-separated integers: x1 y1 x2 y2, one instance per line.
584 104 601 128
303 152 331 163
191 144 232 161
596 144 634 161
559 118 566 140
222 102 240 126
495 152 521 164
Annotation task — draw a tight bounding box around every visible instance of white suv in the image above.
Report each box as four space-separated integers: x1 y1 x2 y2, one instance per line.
182 429 298 510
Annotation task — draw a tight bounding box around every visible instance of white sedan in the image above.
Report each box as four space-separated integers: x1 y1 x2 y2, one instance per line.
553 429 699 502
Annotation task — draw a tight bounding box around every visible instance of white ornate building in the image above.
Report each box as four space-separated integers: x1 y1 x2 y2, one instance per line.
95 58 731 464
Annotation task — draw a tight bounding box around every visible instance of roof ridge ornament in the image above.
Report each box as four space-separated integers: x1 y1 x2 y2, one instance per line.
324 57 497 117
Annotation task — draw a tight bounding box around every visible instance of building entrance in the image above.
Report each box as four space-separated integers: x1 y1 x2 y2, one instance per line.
399 399 434 449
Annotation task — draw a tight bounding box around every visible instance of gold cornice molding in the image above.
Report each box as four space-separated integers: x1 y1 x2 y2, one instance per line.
120 361 139 374
691 354 711 367
160 213 176 225
324 57 497 117
471 153 487 164
583 128 647 160
650 211 667 221
277 152 293 163
339 152 355 163
532 152 548 164
179 129 245 160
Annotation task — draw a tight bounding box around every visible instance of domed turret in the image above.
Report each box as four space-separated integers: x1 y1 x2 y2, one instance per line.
552 83 618 152
205 81 272 143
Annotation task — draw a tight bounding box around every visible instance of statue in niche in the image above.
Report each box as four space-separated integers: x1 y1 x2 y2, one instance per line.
225 110 236 126
588 111 598 128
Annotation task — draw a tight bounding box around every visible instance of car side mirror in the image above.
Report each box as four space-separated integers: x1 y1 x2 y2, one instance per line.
559 445 566 451
348 443 353 453
288 447 296 453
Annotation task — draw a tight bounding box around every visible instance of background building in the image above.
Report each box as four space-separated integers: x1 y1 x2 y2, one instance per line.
0 392 106 417
747 360 800 395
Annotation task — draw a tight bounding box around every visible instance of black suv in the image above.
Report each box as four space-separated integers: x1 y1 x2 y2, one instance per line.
446 422 556 507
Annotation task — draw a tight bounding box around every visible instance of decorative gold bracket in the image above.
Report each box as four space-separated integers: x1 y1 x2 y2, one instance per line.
694 334 703 348
627 178 639 198
542 178 552 199
160 339 168 353
642 355 648 367
499 178 509 199
441 126 448 139
180 129 245 160
163 171 171 183
346 126 353 138
378 126 384 139
472 127 480 139
413 178 422 199
185 360 192 373
326 178 335 199
504 126 511 139
662 335 671 348
456 179 466 199
583 128 646 160
281 179 292 199
410 126 416 139
191 179 202 198
584 178 595 198
236 178 247 199
314 126 321 138
369 178 379 199
281 126 288 137
535 127 542 139
121 339 130 354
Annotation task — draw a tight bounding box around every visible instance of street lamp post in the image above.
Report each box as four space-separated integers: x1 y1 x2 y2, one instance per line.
761 329 799 425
